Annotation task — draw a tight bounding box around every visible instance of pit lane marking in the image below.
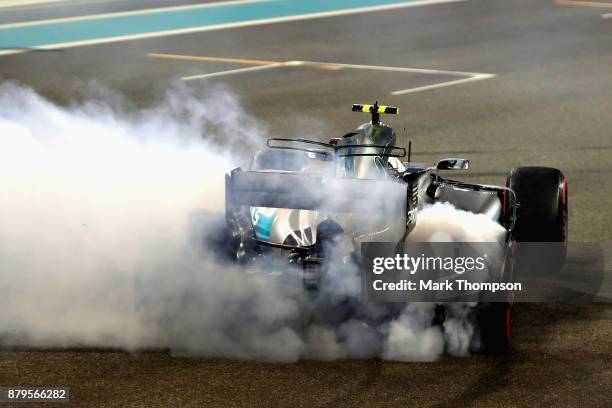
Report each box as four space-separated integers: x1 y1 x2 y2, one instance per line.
148 53 495 94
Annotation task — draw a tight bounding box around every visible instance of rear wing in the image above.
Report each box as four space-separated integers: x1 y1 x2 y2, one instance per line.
225 168 409 217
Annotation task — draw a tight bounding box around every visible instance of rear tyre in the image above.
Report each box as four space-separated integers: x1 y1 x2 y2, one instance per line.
507 166 568 242
476 302 512 354
507 167 568 276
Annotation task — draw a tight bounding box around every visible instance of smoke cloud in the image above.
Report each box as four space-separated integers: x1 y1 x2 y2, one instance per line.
0 83 504 361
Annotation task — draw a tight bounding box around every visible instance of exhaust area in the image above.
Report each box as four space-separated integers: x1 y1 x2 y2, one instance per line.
0 83 504 361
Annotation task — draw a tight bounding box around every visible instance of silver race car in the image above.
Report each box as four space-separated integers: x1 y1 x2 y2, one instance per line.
224 102 569 352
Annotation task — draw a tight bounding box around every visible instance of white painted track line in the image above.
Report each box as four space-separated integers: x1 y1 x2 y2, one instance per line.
305 61 488 77
301 61 495 93
0 0 74 8
181 63 282 81
392 73 495 95
176 57 495 95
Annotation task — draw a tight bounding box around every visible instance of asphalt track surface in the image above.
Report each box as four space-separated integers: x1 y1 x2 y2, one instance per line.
1 0 612 406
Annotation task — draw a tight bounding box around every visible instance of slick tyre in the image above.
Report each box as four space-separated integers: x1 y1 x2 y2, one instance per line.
476 302 512 354
507 167 568 277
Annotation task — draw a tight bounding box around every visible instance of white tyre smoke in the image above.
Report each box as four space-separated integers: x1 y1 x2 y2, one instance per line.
0 83 505 360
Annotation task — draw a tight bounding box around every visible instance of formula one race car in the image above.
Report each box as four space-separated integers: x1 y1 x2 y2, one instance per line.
224 102 569 352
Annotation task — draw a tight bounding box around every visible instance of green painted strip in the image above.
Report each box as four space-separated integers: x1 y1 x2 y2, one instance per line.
0 0 442 49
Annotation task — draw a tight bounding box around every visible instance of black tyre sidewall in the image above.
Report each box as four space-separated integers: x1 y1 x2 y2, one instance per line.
509 167 567 243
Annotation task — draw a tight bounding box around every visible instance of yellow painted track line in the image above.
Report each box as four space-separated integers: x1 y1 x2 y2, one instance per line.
148 53 346 72
148 52 281 66
556 0 612 9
